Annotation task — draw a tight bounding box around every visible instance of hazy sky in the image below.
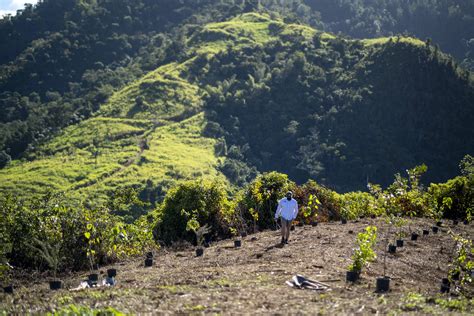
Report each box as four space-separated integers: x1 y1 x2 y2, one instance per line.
0 0 38 16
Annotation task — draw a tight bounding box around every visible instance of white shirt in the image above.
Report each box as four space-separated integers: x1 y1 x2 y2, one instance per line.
275 198 298 221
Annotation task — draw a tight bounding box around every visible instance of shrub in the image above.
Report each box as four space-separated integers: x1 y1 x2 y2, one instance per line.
152 179 231 245
348 226 377 272
448 232 473 294
0 192 154 271
293 180 342 222
428 176 473 220
339 191 380 220
237 172 295 230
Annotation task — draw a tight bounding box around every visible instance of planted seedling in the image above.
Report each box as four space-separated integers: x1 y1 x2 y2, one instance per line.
230 227 242 248
388 244 397 254
84 220 100 285
144 254 153 267
107 268 117 278
29 238 63 290
440 278 450 293
391 215 406 248
186 216 211 257
377 232 390 293
346 226 377 282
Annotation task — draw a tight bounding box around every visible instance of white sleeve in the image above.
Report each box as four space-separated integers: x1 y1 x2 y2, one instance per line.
275 200 282 218
293 200 299 220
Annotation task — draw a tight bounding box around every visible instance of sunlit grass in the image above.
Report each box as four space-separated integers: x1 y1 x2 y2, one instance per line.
0 112 226 206
361 36 425 47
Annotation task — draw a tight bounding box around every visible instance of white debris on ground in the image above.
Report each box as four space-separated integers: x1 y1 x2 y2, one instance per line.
286 274 331 291
70 277 116 291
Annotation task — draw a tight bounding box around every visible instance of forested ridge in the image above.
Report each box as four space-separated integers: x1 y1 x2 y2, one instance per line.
0 3 474 312
0 0 473 197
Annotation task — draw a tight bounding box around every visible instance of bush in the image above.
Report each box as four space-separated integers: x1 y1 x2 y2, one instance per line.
152 179 232 245
0 192 154 271
339 191 381 220
293 180 342 222
348 226 377 272
428 176 473 220
237 172 295 231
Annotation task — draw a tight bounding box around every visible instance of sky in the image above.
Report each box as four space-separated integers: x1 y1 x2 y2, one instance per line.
0 0 38 17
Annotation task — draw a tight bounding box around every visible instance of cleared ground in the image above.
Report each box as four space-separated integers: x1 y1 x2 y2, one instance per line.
1 218 473 314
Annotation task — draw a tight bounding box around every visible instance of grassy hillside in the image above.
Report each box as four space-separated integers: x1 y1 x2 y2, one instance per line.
0 113 226 208
0 12 472 206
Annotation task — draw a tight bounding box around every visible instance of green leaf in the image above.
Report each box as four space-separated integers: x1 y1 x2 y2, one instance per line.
84 232 91 239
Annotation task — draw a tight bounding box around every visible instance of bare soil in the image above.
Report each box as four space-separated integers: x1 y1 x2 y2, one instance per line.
1 218 473 315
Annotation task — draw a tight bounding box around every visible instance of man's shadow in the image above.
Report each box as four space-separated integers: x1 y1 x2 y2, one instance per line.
265 243 284 252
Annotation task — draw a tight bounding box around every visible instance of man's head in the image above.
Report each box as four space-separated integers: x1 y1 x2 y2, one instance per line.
286 191 293 200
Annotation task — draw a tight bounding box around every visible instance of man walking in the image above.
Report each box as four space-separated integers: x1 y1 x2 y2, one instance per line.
275 191 298 245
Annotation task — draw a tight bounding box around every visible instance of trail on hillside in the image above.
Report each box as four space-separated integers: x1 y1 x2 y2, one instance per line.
67 119 168 192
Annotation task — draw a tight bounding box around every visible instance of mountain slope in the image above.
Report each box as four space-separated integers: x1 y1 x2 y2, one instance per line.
0 13 472 206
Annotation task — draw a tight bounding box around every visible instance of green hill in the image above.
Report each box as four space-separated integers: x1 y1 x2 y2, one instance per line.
0 12 473 206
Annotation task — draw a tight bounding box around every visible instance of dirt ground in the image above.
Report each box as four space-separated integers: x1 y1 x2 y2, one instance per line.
1 218 473 315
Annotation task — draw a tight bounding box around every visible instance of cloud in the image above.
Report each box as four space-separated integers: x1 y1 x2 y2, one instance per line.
0 9 15 17
0 0 38 16
1 0 37 9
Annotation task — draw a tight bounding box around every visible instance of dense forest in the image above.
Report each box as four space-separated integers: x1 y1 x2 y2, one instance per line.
0 0 473 195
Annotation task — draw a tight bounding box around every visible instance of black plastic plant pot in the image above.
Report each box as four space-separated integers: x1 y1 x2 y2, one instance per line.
290 225 295 231
107 269 117 278
423 229 429 236
346 270 359 282
451 270 460 281
388 245 397 254
376 277 390 293
341 219 347 224
88 273 99 282
436 221 442 227
311 221 318 227
297 222 304 227
3 285 13 294
396 239 404 247
49 280 62 290
146 251 153 259
145 258 153 267
411 233 419 241
234 239 242 248
432 226 439 234
196 247 204 257
441 278 450 293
